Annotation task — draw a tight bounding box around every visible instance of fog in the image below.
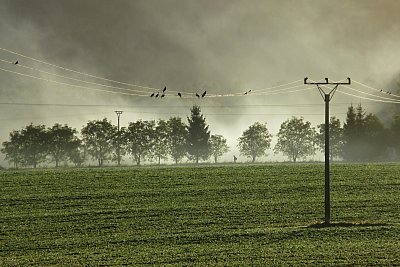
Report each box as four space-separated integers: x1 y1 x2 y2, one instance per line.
1 0 400 165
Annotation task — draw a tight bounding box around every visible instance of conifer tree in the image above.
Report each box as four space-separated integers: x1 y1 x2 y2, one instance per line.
186 106 211 164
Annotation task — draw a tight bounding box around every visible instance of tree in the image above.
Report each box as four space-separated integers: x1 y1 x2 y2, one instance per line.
210 134 230 163
126 120 155 165
47 123 80 167
391 114 400 159
111 127 127 165
152 119 169 164
342 104 360 161
19 124 48 168
1 130 23 168
238 122 272 162
274 117 316 162
342 104 388 161
186 106 211 163
81 118 116 166
362 113 389 161
316 117 344 161
167 117 188 164
69 143 86 167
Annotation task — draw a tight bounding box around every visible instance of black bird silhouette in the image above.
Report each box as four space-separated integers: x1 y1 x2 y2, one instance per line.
389 92 392 95
248 89 251 93
155 92 159 98
14 60 18 65
244 92 248 95
163 86 166 92
196 93 200 98
325 78 329 83
161 94 165 98
150 93 155 97
380 89 383 92
201 91 206 98
178 92 182 98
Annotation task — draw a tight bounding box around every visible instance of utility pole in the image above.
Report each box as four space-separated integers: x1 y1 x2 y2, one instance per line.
304 77 351 225
115 111 123 166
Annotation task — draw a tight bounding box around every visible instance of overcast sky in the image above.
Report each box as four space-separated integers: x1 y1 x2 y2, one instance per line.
1 0 400 164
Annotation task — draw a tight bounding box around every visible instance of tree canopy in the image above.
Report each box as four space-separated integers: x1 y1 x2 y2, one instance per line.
210 134 230 163
316 117 344 161
81 118 116 166
186 106 211 163
274 117 316 162
238 122 272 162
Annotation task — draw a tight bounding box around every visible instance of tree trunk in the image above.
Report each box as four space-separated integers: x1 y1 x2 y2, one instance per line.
137 155 141 166
175 158 178 164
158 156 161 165
196 156 199 164
214 156 217 163
252 156 256 163
55 159 59 168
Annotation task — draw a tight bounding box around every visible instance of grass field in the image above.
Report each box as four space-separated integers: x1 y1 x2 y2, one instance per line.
0 163 399 266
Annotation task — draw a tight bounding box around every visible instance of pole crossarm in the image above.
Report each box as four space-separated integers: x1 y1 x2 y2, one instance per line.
304 77 351 85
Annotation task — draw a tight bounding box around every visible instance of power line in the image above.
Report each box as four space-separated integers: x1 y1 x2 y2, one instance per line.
0 47 178 93
0 111 347 121
0 46 303 97
337 90 400 104
0 58 154 95
353 79 400 99
250 79 302 93
0 64 313 99
0 101 360 108
342 85 400 102
0 66 150 97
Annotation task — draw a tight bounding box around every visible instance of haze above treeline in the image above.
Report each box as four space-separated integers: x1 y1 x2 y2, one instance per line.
1 0 400 165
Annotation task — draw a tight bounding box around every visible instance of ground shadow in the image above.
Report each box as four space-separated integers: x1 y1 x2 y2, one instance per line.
307 222 389 228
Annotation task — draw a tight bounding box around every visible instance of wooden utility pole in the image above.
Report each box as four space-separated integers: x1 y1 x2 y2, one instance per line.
304 77 351 225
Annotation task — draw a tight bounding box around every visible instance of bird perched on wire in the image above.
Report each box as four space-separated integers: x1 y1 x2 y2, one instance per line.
244 92 248 95
161 94 165 98
196 93 200 98
150 93 155 97
201 91 207 98
178 92 182 98
14 60 18 65
155 92 159 98
163 86 166 93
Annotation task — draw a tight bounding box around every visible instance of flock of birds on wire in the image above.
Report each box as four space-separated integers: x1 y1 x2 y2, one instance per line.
149 86 209 99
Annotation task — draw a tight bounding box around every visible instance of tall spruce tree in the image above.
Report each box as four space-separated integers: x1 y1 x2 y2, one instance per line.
186 106 211 163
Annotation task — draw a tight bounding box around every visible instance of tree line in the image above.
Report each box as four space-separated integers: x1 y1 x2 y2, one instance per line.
2 104 400 168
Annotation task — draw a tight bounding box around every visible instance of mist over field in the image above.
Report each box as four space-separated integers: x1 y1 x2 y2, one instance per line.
1 0 400 165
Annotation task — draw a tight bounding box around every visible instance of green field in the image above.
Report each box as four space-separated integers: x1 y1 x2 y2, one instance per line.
1 164 399 266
